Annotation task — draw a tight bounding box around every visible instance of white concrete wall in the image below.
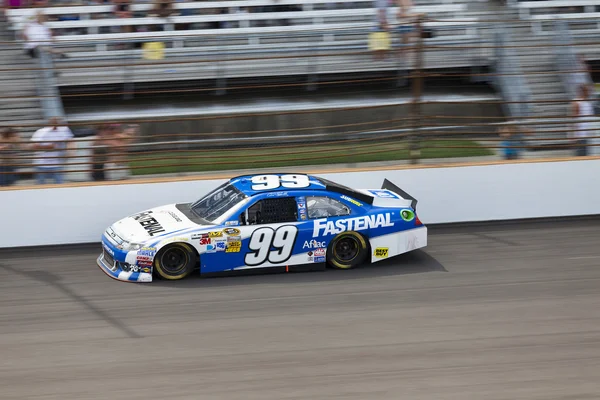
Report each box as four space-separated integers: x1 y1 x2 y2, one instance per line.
2 159 600 248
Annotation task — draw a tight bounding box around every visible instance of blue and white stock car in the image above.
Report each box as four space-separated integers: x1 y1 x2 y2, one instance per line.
97 173 427 282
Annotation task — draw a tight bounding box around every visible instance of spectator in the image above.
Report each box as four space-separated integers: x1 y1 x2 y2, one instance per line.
497 121 532 160
29 117 74 184
0 128 21 187
498 124 520 160
369 0 391 61
90 123 112 182
395 0 424 63
148 0 176 19
571 84 594 157
105 124 138 180
22 11 68 59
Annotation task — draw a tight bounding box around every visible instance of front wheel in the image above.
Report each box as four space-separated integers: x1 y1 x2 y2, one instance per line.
327 231 368 269
154 243 198 280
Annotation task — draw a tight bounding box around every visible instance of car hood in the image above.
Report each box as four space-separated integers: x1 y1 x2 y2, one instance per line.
110 203 209 243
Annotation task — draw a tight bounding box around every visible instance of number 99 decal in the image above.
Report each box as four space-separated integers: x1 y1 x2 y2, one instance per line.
244 226 298 266
251 174 310 191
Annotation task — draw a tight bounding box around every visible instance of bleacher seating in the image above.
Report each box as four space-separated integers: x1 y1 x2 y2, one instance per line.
5 0 489 89
515 0 600 34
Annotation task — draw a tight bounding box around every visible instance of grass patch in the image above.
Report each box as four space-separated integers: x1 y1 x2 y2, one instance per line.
129 139 494 176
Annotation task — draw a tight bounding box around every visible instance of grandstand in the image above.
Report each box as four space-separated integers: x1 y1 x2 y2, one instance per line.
1 0 599 183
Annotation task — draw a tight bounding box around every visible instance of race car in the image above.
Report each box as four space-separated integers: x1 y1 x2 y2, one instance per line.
97 173 427 282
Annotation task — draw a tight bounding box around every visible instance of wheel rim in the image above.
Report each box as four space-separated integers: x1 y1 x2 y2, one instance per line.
334 236 360 262
160 247 188 275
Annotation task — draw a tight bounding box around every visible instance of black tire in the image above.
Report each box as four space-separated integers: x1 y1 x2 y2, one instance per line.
327 231 368 269
154 242 198 280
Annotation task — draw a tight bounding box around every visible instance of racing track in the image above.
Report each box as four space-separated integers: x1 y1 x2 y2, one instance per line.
1 218 600 399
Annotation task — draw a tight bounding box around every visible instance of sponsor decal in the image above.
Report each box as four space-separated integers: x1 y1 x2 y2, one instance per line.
199 237 211 245
300 214 307 220
226 240 241 253
168 211 182 222
314 248 326 257
374 247 389 258
223 228 241 235
137 255 152 262
401 209 415 222
215 240 226 251
313 213 394 236
340 195 362 207
368 189 400 199
298 203 305 209
209 231 223 238
225 220 239 226
192 233 209 240
206 244 217 253
227 236 241 242
303 239 326 249
266 191 289 197
137 261 152 268
314 256 325 263
141 267 151 273
131 211 165 237
137 247 156 257
103 243 114 256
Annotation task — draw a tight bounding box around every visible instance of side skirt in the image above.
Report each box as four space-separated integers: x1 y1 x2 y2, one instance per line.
200 262 327 278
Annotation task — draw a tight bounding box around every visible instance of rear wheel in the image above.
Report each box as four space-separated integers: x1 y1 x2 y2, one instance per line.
327 231 368 269
154 243 197 280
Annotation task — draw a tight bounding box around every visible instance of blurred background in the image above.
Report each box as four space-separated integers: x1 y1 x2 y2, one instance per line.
1 0 599 186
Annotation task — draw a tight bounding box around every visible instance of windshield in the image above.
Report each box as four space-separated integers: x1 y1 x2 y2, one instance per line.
191 182 247 222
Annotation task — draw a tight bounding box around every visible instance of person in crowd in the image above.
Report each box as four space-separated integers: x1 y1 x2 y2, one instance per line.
0 128 21 187
369 0 391 61
498 124 520 160
22 11 68 59
570 84 594 156
106 123 138 180
29 117 74 184
148 0 176 19
395 0 425 61
497 121 532 160
90 123 113 182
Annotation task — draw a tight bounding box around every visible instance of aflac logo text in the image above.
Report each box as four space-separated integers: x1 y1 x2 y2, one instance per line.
303 239 326 249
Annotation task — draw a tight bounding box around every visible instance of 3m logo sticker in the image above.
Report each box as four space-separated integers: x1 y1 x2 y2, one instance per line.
374 248 389 258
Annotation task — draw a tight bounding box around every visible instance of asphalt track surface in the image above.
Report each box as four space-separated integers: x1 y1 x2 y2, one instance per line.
1 219 600 400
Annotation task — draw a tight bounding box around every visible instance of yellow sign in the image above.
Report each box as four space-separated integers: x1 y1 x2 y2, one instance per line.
374 247 389 258
368 31 391 51
209 231 223 238
142 42 165 60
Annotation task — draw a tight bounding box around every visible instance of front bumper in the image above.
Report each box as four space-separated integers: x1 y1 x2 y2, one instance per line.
97 235 153 283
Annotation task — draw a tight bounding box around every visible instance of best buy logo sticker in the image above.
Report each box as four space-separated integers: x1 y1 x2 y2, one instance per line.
374 248 389 258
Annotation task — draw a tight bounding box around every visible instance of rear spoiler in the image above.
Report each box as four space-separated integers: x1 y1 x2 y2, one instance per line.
381 179 418 210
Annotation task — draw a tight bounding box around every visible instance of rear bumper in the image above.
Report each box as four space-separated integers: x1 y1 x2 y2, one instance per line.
369 226 428 263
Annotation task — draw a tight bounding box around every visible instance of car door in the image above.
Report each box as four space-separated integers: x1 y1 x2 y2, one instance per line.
197 195 303 273
238 195 302 269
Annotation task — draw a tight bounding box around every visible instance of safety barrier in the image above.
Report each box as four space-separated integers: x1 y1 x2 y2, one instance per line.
1 158 599 248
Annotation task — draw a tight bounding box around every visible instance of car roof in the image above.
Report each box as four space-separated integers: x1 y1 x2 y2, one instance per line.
229 173 374 204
